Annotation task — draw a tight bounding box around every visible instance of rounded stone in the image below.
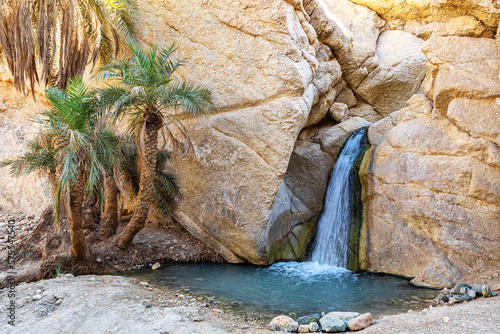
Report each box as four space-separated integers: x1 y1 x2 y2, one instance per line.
269 315 299 332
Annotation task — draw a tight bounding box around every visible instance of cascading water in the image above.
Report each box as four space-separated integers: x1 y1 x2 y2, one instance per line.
310 128 368 268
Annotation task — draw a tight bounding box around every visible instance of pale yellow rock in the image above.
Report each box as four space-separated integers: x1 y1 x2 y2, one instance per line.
355 30 427 116
329 102 348 122
349 103 382 123
349 0 500 29
367 110 399 145
363 36 500 287
0 82 51 216
335 87 358 108
422 36 500 114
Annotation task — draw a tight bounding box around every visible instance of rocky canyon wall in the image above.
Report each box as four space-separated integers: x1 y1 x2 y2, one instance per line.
0 0 498 288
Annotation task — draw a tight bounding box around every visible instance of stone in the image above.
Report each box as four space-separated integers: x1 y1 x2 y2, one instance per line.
367 111 400 145
33 295 42 301
96 258 102 263
482 285 492 298
443 317 450 323
348 0 500 29
296 313 321 325
269 315 299 332
355 30 427 117
348 103 382 123
329 103 348 122
319 315 347 332
347 313 373 331
298 324 311 333
309 322 319 332
453 283 472 295
467 289 476 299
323 312 361 321
362 33 500 288
151 262 161 270
335 88 358 108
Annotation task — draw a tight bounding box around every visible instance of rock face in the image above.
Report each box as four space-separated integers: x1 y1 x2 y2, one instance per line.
362 34 500 287
0 83 51 216
307 0 427 118
349 0 500 29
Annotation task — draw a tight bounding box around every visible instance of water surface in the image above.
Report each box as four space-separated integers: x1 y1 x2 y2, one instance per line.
121 262 437 318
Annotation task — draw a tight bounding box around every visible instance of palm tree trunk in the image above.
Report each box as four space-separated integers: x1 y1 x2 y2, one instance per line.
68 167 87 259
117 119 159 249
97 174 119 240
48 169 57 199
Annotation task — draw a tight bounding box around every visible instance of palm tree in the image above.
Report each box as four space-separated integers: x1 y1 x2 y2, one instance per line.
121 146 180 218
40 76 119 259
95 42 216 249
0 0 137 98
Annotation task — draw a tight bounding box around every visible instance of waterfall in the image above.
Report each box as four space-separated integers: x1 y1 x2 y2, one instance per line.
310 128 368 268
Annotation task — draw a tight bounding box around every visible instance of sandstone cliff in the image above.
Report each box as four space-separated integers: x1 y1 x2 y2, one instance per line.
0 0 499 287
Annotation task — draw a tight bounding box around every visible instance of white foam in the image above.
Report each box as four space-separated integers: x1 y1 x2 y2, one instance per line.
263 261 354 282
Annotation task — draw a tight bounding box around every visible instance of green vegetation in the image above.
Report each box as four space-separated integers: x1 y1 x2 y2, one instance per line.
0 0 137 97
94 42 216 249
1 41 217 259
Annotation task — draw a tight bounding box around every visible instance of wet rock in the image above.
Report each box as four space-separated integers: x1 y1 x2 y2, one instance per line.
297 313 321 325
320 314 347 332
482 285 492 298
467 289 476 299
347 313 373 331
269 315 299 332
471 285 483 295
453 283 472 295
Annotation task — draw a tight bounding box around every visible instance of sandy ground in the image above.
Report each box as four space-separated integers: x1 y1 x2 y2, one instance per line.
1 274 499 334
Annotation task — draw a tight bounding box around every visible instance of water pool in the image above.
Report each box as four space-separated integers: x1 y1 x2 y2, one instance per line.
120 261 437 318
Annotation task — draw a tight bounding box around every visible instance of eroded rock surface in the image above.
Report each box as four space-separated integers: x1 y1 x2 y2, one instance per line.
362 35 500 288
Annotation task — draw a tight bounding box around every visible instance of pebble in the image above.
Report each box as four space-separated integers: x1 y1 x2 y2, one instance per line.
192 317 204 322
443 317 450 323
33 295 42 301
152 262 161 270
96 258 102 263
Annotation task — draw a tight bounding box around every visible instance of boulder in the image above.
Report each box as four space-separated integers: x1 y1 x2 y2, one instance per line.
296 313 321 325
298 324 311 333
323 312 361 321
355 30 427 117
135 0 343 264
269 315 299 332
347 313 373 331
319 314 347 332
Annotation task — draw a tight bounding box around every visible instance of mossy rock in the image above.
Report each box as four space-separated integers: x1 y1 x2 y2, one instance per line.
267 217 317 264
